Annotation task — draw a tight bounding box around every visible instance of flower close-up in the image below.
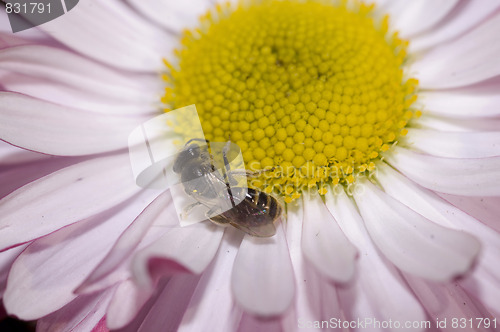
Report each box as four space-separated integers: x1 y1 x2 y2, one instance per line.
1 0 500 331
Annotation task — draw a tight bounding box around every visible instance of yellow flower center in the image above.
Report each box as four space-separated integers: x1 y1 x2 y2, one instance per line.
162 0 420 203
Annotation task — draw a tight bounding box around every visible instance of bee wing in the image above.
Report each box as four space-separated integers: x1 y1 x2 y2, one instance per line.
230 221 277 238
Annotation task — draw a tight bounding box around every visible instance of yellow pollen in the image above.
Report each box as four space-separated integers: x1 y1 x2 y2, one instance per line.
162 0 419 201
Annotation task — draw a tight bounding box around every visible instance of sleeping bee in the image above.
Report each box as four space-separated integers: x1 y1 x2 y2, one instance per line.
173 139 282 237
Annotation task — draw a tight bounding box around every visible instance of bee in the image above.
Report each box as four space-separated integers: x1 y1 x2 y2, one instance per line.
173 138 282 237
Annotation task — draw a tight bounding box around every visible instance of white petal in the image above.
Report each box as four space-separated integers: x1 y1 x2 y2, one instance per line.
39 0 174 72
0 156 77 200
106 279 156 330
404 128 500 158
416 113 500 132
391 0 459 38
37 289 114 332
0 140 49 165
376 163 500 315
325 190 427 330
0 45 159 103
0 244 27 297
3 190 157 320
413 14 500 89
131 222 224 288
420 89 500 118
0 154 140 250
177 228 243 332
410 0 500 52
301 193 357 283
353 179 480 281
385 146 500 196
0 92 149 156
77 191 175 293
231 223 295 316
282 202 341 330
127 0 214 34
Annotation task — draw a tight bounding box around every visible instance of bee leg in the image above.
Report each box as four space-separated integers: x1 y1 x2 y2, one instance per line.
227 167 276 178
181 201 203 219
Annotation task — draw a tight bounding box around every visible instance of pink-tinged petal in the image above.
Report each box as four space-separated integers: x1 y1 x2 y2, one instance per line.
420 89 500 118
231 223 295 317
37 289 114 332
413 13 500 89
0 140 49 165
132 222 224 288
301 193 357 283
0 154 140 250
176 229 243 332
416 113 500 132
438 194 500 233
0 92 148 156
106 279 156 330
39 0 175 72
404 129 500 158
391 0 459 38
131 275 201 332
76 201 178 294
91 317 109 332
405 277 494 330
238 313 283 332
0 156 80 200
325 190 426 329
353 179 480 281
3 190 158 320
385 146 500 196
375 163 500 315
410 0 500 52
0 45 160 106
127 0 214 34
282 202 341 331
77 191 175 293
0 244 27 297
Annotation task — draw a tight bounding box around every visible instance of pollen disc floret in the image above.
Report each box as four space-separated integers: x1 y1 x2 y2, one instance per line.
162 0 419 202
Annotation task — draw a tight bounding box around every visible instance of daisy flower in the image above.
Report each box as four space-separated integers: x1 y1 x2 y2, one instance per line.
1 0 500 331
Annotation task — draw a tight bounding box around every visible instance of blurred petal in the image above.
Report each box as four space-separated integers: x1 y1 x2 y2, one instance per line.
3 190 157 320
77 191 175 293
127 0 214 33
232 223 294 316
0 92 148 156
302 193 357 283
391 0 459 38
282 202 342 330
326 190 426 331
0 45 160 103
404 128 500 158
37 289 114 332
0 154 140 250
132 222 223 288
39 0 174 72
385 146 500 196
177 228 243 332
410 0 500 52
414 14 500 89
0 244 27 297
420 89 500 118
132 275 200 332
405 277 494 330
376 164 500 315
353 179 480 281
